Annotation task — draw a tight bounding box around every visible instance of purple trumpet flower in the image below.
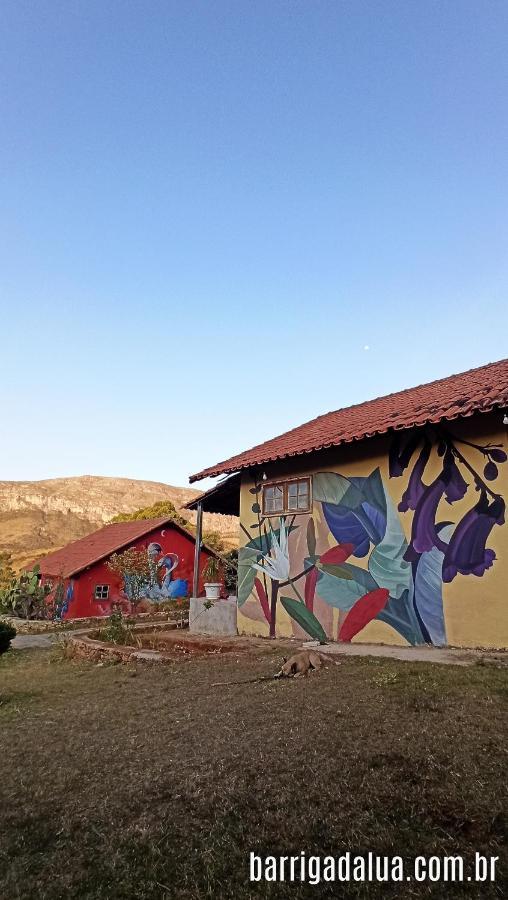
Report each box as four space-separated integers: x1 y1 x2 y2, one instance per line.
389 432 421 477
398 441 431 512
443 449 468 503
405 475 449 560
442 493 505 582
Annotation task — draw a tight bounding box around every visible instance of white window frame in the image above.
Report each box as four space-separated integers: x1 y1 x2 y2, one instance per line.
94 584 110 601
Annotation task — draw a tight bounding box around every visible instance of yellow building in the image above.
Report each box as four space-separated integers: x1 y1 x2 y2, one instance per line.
189 359 508 649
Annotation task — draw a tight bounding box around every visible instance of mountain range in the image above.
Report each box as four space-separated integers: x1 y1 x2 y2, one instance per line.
0 476 238 570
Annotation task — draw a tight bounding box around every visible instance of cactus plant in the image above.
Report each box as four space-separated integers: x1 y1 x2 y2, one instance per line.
0 565 53 620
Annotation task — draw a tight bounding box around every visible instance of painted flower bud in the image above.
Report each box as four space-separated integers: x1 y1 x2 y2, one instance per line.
484 461 498 481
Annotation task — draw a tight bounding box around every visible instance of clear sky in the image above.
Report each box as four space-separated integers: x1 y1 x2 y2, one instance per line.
1 1 507 488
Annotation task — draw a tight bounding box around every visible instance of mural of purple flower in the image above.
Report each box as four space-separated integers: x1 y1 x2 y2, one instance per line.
442 492 505 582
443 449 468 503
398 441 431 512
405 475 449 559
389 432 421 477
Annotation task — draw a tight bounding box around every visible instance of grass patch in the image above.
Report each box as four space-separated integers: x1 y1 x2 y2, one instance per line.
0 648 506 898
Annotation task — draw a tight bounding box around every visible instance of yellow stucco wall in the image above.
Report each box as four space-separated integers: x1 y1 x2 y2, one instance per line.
237 413 508 648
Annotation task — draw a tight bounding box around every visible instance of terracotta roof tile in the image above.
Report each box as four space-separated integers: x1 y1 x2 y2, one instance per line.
190 358 508 482
37 517 202 578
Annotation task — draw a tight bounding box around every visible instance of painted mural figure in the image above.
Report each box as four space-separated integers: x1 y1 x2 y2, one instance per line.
238 429 506 646
144 543 188 600
121 543 189 604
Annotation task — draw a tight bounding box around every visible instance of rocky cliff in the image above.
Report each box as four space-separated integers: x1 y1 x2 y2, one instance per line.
0 476 238 569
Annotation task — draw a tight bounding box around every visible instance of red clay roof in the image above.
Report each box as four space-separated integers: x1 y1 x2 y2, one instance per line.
190 358 508 482
37 517 204 578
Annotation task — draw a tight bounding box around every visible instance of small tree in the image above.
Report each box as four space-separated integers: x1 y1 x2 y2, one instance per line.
110 500 190 528
202 530 225 552
107 549 151 612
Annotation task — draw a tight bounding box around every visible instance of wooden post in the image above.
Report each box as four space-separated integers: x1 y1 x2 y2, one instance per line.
192 500 203 598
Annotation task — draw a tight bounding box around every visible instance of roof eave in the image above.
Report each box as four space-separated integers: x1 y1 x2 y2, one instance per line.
189 402 505 482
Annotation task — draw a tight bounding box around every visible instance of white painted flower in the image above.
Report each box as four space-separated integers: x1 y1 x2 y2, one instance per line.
252 517 290 582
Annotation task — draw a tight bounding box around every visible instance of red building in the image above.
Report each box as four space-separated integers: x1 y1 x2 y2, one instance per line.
37 517 213 619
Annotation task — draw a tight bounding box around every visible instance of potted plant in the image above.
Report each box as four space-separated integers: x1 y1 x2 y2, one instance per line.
202 556 223 601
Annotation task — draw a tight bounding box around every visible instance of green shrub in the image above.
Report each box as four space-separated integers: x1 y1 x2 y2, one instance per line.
0 621 17 655
97 612 134 646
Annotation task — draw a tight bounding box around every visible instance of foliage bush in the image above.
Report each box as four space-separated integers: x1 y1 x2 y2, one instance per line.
152 598 190 614
107 550 151 612
109 499 226 552
223 549 238 593
0 621 17 655
97 612 134 645
202 530 225 552
110 500 189 528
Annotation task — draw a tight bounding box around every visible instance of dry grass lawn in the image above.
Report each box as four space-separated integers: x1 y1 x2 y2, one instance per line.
0 645 507 899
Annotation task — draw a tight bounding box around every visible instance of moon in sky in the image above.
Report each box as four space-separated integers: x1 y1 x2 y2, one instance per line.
161 530 166 536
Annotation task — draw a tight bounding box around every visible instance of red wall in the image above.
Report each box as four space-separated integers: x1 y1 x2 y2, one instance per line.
43 524 211 619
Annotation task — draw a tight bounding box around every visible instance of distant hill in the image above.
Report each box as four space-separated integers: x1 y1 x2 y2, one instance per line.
0 476 238 570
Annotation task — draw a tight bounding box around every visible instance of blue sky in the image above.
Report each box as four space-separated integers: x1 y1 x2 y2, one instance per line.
1 1 507 488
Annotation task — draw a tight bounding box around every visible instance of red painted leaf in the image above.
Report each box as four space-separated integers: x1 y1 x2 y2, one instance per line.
254 577 271 623
304 568 318 612
320 543 354 565
338 588 390 642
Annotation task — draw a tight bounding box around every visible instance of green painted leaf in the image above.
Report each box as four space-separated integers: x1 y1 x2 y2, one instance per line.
251 502 261 514
368 484 411 599
306 518 316 557
357 468 387 518
312 472 362 508
280 595 327 643
316 563 378 612
237 546 258 606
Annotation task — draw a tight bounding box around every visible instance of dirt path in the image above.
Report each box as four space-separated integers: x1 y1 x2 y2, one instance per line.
11 627 92 651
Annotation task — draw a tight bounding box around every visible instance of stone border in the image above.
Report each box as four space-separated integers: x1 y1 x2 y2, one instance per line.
68 621 192 666
0 609 187 635
65 621 297 666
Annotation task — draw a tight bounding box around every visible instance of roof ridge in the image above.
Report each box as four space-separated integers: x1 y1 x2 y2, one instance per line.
190 357 508 482
38 515 208 577
273 356 508 434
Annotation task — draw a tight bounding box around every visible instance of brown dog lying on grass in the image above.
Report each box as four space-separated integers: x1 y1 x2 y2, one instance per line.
210 649 339 687
276 650 338 678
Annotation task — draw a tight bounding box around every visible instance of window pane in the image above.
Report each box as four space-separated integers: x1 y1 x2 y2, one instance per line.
288 494 298 510
288 483 298 497
263 484 284 515
273 486 283 510
298 494 309 509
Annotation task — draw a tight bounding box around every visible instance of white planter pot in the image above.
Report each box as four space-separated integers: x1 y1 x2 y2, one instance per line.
204 583 221 600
